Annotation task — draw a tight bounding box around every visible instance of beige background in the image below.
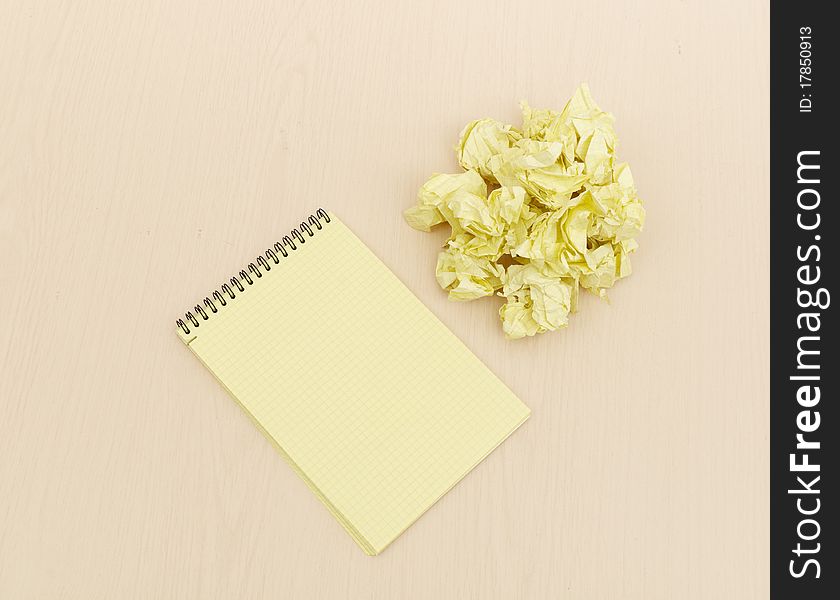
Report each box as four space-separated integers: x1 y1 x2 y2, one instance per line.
0 1 768 598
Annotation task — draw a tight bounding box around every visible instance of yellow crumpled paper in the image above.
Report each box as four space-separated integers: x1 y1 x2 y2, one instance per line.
405 84 645 339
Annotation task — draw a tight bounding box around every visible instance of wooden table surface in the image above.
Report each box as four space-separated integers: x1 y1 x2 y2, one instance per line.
1 1 768 598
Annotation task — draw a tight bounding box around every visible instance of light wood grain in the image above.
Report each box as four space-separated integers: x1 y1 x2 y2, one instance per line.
0 1 769 598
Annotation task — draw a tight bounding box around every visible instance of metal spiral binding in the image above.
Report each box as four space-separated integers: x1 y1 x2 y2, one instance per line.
176 208 331 335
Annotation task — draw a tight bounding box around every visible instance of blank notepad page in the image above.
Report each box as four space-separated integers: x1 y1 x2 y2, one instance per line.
176 212 530 554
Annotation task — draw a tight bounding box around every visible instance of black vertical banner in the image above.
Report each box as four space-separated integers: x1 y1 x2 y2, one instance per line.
771 2 837 598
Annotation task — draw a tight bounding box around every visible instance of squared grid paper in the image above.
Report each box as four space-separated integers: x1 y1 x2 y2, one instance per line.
180 214 531 554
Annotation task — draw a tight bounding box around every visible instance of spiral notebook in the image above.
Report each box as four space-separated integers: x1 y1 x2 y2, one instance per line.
175 209 530 555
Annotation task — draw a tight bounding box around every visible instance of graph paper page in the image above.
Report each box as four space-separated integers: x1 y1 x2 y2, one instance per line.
178 214 530 554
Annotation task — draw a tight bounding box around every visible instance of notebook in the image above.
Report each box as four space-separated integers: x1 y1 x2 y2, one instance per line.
175 209 530 554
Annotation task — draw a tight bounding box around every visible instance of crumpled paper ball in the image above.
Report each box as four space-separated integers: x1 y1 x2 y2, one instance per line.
404 84 645 339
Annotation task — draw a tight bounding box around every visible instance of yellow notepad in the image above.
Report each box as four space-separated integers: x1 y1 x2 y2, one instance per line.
175 209 530 554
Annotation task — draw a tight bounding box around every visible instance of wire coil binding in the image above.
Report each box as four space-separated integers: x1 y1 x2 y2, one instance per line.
176 208 331 335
